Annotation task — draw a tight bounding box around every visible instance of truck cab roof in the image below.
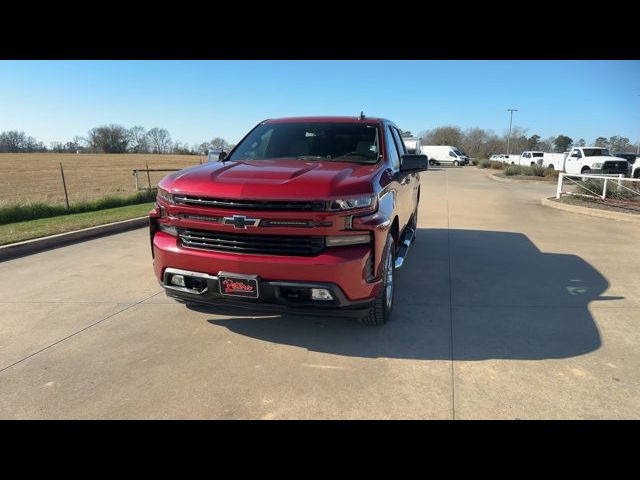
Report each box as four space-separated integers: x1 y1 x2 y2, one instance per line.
263 116 387 125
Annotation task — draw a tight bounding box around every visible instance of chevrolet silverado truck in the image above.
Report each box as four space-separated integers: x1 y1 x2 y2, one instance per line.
149 116 428 325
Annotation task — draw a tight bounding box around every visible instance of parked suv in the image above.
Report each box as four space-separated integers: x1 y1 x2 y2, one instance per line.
149 116 428 325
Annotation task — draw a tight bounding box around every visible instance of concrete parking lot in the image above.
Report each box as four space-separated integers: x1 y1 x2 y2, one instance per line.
1 167 639 419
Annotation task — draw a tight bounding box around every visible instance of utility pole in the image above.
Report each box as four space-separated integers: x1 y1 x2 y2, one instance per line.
506 109 518 155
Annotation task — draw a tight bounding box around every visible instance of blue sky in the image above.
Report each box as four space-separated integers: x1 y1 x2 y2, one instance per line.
1 60 638 146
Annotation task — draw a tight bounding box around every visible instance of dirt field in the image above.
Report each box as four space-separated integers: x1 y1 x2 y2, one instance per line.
0 153 206 206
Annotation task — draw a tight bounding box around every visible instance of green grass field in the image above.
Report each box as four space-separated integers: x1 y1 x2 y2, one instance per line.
0 202 153 246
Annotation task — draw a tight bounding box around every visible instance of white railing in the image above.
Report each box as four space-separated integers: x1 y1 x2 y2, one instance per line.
556 173 640 201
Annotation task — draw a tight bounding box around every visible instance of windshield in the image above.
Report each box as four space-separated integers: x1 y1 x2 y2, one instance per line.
228 122 380 164
583 148 611 157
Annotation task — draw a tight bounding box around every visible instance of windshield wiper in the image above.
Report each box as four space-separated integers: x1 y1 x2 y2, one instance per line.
297 156 331 161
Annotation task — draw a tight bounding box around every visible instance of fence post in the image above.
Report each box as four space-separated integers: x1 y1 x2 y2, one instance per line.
133 170 139 191
617 174 623 193
59 162 70 209
556 173 563 199
602 178 607 200
145 161 151 190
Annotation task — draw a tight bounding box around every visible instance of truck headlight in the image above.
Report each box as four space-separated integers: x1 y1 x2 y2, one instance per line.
327 195 376 211
592 163 603 168
326 234 371 247
158 188 175 204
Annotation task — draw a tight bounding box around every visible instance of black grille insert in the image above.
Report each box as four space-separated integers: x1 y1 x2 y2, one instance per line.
602 161 629 174
178 228 325 256
174 195 325 212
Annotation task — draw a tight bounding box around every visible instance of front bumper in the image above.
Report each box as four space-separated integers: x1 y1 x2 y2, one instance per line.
161 267 374 317
152 231 382 312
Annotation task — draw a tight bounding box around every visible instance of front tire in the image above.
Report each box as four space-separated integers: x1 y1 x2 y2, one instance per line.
453 160 459 166
359 236 396 326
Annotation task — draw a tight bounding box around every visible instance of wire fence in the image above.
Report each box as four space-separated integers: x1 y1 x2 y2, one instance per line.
0 153 205 207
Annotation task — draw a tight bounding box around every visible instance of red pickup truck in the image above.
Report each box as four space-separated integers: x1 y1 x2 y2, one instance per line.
149 116 428 325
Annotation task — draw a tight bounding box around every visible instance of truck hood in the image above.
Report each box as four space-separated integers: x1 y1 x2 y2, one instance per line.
159 159 381 200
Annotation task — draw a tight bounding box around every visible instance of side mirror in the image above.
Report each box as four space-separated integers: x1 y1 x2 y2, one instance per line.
218 151 227 161
400 154 429 172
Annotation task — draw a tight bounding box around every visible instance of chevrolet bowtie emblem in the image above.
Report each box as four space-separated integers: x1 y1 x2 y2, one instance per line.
222 215 261 229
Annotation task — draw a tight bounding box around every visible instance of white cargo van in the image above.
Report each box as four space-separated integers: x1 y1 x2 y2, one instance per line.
421 145 468 166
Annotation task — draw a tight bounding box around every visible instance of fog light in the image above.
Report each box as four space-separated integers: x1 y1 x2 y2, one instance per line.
326 234 371 247
170 274 186 287
158 223 178 236
311 288 333 301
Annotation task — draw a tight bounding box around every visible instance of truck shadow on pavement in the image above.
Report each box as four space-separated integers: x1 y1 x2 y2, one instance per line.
194 228 617 360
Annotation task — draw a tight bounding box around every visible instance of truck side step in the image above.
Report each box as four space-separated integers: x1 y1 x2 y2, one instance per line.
394 227 415 269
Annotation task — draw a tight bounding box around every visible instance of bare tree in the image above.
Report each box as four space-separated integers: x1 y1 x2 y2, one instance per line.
420 126 462 147
72 136 88 151
0 130 27 152
537 138 552 152
193 142 210 155
210 137 230 151
50 141 65 152
594 137 609 148
172 141 192 155
608 136 633 152
503 126 529 155
147 127 172 154
87 124 130 153
460 127 488 158
128 126 150 153
483 133 506 157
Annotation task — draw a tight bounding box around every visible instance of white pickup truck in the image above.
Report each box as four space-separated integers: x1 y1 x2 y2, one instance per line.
563 147 628 176
519 151 545 166
402 137 422 155
490 154 520 164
